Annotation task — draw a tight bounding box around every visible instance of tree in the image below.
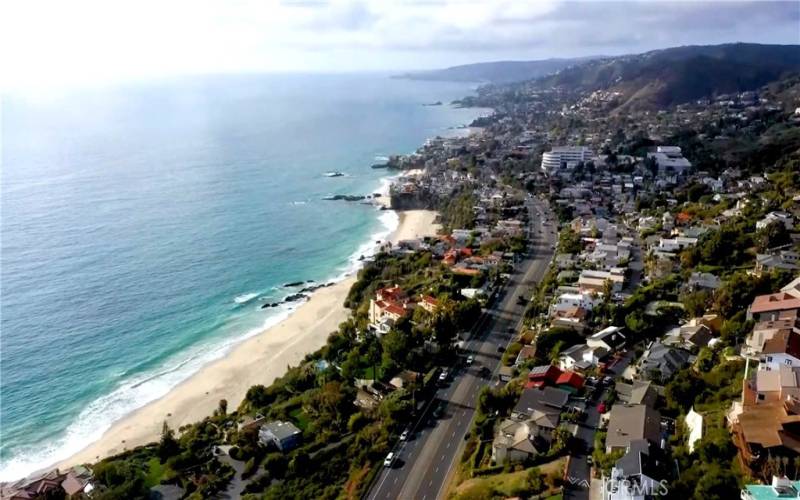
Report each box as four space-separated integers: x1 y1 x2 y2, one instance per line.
664 369 702 411
682 290 711 318
692 464 739 500
757 220 791 251
695 347 716 373
217 399 228 416
92 460 148 499
381 328 410 368
431 296 458 345
526 467 545 493
158 421 180 462
686 182 711 203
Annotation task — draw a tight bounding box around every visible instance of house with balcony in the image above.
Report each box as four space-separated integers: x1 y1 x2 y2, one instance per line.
368 285 414 336
492 387 571 464
758 330 800 372
750 292 800 322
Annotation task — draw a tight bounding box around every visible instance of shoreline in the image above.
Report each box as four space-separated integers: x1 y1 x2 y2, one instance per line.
56 208 440 470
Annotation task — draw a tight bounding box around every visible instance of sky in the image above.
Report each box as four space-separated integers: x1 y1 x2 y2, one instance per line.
1 0 799 89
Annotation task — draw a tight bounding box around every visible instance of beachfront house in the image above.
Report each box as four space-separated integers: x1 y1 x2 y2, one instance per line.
368 285 413 336
258 421 302 452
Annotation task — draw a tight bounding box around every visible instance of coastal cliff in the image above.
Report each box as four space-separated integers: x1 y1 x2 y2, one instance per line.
389 189 434 210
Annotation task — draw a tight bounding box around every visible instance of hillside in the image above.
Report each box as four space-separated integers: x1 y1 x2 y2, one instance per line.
395 58 595 84
534 43 800 111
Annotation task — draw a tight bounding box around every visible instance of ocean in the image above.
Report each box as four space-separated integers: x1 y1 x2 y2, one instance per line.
0 73 487 480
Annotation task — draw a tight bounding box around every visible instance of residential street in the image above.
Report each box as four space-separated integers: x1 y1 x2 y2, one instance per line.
564 352 635 500
366 199 556 500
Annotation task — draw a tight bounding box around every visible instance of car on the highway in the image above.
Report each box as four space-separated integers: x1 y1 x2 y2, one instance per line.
383 452 395 467
438 369 449 384
466 355 474 365
400 429 410 441
432 402 445 419
478 366 491 378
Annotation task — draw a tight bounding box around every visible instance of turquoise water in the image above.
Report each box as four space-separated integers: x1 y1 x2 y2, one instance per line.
0 74 486 480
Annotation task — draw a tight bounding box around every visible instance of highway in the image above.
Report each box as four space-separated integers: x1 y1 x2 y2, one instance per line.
366 197 557 500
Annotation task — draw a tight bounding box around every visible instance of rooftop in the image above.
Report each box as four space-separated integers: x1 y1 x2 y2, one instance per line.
752 293 800 315
606 404 661 451
261 421 302 441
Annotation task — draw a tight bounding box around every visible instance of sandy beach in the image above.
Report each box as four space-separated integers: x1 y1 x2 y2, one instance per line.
59 208 439 468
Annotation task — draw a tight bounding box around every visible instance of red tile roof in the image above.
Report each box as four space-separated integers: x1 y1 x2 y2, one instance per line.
528 364 563 383
751 292 800 315
377 285 407 303
556 371 585 389
384 303 407 317
421 295 438 306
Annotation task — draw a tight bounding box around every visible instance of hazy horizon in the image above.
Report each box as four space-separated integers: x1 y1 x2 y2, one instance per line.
2 0 799 90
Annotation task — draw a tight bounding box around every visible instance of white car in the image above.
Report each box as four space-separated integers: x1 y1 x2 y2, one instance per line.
466 355 475 365
400 430 410 441
383 452 395 467
438 370 449 383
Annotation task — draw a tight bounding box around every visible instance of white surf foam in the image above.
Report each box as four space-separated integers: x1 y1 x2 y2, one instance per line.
334 178 400 281
0 177 399 482
233 292 259 304
0 302 299 482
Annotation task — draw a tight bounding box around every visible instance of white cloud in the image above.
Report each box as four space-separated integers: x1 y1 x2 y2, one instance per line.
1 0 797 89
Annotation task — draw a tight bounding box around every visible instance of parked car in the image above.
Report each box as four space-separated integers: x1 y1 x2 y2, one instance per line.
497 346 505 353
479 366 491 378
438 370 449 384
598 402 607 414
400 429 410 441
383 452 395 467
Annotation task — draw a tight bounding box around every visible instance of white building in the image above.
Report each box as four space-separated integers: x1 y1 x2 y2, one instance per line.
756 211 795 231
550 291 602 315
656 237 698 253
541 146 594 173
685 407 704 453
647 146 692 175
